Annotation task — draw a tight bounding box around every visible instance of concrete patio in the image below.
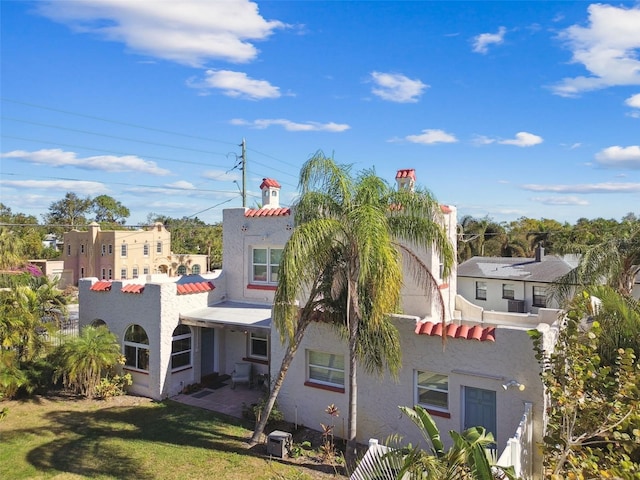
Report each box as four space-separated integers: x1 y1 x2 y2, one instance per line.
171 382 264 419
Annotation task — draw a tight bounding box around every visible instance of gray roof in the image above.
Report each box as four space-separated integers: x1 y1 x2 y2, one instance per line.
180 301 271 330
457 255 575 283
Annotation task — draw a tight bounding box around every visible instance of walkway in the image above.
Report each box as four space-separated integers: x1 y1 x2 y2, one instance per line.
172 383 263 419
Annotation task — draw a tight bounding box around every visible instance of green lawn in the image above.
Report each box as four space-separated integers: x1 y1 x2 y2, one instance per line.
0 395 346 480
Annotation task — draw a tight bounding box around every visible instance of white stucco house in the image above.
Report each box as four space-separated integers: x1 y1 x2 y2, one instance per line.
78 171 559 479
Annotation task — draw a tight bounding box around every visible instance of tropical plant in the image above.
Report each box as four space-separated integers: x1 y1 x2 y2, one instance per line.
529 291 640 477
53 325 123 398
550 221 640 305
354 405 516 479
250 152 455 464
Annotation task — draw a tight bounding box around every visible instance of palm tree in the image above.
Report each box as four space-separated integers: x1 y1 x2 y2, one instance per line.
353 405 517 479
53 325 122 398
551 222 640 305
0 226 25 270
251 153 455 461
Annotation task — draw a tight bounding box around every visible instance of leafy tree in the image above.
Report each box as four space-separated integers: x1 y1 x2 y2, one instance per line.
53 325 122 398
42 192 92 233
92 195 130 226
457 216 504 262
0 226 25 269
529 292 640 478
551 221 640 304
250 153 455 463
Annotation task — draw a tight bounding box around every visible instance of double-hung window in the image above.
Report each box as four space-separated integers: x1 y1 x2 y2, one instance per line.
249 331 268 360
416 370 449 412
476 281 487 300
121 243 127 257
252 247 283 284
143 243 149 257
502 283 515 300
532 286 547 307
120 268 127 279
156 241 163 254
171 325 192 370
124 324 149 371
307 350 344 389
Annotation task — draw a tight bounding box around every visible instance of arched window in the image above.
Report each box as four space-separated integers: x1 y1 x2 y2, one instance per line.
171 325 192 371
124 324 149 371
91 319 107 328
191 264 201 275
177 265 187 275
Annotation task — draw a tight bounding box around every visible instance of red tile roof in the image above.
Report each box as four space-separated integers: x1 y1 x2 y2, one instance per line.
244 207 291 217
90 281 112 292
440 204 452 214
176 281 215 295
121 284 145 294
260 178 281 189
415 321 496 342
396 169 416 180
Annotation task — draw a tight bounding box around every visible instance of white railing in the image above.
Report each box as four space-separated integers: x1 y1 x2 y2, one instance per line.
497 402 533 479
350 439 404 480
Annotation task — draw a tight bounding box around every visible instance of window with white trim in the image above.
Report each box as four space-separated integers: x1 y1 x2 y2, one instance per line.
124 324 149 371
502 283 515 300
307 350 344 388
249 331 268 360
143 243 149 257
132 267 138 278
143 266 149 275
108 244 113 255
108 269 113 280
120 268 127 279
101 244 106 255
171 325 192 370
252 247 283 284
416 370 449 412
101 268 106 280
476 281 487 300
156 241 162 254
121 243 127 257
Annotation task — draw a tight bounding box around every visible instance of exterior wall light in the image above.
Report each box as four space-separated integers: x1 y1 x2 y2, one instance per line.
502 380 525 391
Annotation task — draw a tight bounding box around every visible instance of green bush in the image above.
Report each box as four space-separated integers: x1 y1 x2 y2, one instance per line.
94 373 132 399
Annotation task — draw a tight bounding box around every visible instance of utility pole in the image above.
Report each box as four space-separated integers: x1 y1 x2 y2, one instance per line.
240 138 247 207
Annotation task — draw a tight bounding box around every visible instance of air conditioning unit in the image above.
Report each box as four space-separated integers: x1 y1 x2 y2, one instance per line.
507 299 525 313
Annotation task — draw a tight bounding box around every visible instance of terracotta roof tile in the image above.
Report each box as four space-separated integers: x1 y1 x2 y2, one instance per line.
90 281 112 292
415 321 496 342
260 178 281 189
395 169 416 180
121 284 144 294
176 281 215 295
244 207 291 217
440 204 452 214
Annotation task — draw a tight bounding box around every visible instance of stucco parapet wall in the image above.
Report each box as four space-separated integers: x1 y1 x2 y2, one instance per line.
455 294 560 328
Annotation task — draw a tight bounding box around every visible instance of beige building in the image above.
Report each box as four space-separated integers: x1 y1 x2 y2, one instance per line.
64 222 207 285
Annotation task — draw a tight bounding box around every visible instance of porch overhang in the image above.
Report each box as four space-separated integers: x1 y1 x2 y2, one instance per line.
180 301 271 331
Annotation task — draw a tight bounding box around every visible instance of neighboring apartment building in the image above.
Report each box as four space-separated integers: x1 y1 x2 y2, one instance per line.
64 222 207 285
457 248 577 313
78 172 557 479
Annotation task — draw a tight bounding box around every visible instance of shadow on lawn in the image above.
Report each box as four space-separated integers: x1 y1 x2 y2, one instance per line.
15 399 267 479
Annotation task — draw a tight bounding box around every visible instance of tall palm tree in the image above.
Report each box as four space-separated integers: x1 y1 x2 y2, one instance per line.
251 153 455 459
551 222 640 305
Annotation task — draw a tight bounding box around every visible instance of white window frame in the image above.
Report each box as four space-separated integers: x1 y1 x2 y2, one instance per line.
143 266 149 275
101 268 106 280
248 331 268 360
143 243 149 257
124 324 149 372
156 241 163 254
108 244 113 255
415 370 449 413
502 283 515 300
533 286 547 307
120 268 127 279
108 268 113 280
171 325 192 371
251 247 283 284
132 267 139 278
101 244 106 255
307 350 345 389
121 243 127 257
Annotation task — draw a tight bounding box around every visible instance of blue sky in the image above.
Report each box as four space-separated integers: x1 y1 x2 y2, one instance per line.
1 0 639 226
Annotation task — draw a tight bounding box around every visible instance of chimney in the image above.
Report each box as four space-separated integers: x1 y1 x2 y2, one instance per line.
535 245 545 262
259 178 281 209
395 169 416 192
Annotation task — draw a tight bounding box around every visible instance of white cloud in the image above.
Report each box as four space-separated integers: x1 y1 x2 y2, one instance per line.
188 70 281 99
498 132 543 147
522 182 640 193
36 0 286 67
472 135 496 146
531 196 589 206
230 118 350 132
370 72 428 103
0 179 108 195
595 145 640 169
202 170 242 182
472 26 507 54
166 180 196 190
551 4 640 97
0 148 171 175
626 93 640 108
398 129 458 145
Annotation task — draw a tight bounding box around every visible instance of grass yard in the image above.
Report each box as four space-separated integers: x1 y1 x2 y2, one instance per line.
0 394 347 480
